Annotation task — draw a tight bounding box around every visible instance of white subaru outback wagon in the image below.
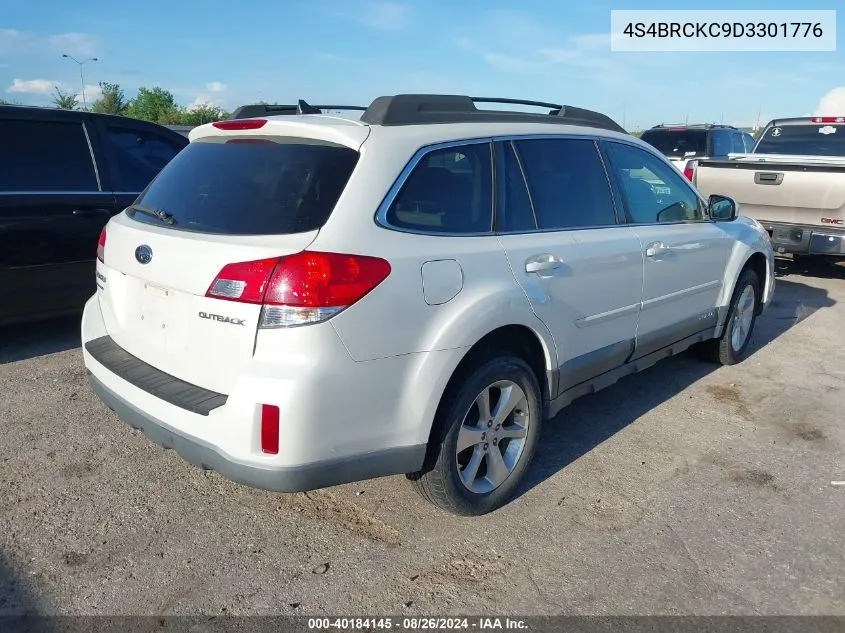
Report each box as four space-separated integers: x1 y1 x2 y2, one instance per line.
82 94 775 516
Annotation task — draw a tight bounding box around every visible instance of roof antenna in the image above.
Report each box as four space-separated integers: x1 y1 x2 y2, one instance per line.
296 99 322 115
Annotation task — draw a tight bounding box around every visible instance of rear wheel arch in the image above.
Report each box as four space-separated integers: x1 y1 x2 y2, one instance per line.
419 324 553 461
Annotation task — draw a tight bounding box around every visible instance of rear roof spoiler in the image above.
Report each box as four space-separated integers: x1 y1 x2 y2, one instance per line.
230 100 367 119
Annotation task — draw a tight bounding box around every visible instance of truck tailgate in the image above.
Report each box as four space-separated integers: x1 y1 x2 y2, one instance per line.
694 160 845 226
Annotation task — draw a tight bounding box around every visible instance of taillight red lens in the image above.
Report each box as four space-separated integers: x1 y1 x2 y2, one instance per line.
260 404 280 454
683 166 694 181
212 119 267 130
206 251 391 308
264 251 391 308
206 251 391 327
96 227 107 263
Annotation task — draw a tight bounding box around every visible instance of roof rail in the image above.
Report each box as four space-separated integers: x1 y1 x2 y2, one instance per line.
230 100 367 120
358 94 627 133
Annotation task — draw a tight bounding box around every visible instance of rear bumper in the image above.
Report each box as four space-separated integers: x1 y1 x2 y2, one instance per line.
760 221 845 257
80 295 441 493
87 371 425 493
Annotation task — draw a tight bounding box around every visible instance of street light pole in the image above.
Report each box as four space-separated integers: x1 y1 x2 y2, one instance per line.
61 54 98 109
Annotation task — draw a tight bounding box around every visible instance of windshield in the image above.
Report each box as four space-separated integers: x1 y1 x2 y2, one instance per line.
639 129 708 159
128 139 360 235
754 123 845 156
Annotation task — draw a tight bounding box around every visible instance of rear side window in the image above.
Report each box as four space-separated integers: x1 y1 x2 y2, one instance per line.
513 138 617 229
711 130 732 156
129 139 359 235
386 143 493 234
755 123 845 156
104 126 185 192
639 129 707 159
730 131 745 154
0 119 98 192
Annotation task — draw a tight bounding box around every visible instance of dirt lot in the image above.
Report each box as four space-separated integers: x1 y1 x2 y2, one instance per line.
1 258 844 616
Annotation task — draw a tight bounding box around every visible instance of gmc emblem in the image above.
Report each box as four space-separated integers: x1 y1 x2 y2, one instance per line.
821 218 844 225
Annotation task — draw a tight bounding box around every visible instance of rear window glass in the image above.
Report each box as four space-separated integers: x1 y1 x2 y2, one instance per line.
754 124 845 156
639 129 708 159
128 139 359 235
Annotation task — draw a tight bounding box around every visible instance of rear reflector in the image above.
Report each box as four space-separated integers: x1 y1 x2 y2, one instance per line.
212 119 267 130
205 251 392 328
97 227 107 263
260 404 280 454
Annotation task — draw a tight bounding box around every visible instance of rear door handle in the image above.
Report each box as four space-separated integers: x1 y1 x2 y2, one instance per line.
645 241 670 258
72 208 112 218
525 254 562 274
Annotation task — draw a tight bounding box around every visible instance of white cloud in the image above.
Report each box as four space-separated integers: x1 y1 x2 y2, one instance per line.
357 2 412 31
7 78 55 94
75 83 102 103
814 87 845 116
206 81 227 93
0 29 98 57
187 95 223 111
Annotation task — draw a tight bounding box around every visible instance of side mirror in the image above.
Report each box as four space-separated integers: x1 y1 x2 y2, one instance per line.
708 194 738 221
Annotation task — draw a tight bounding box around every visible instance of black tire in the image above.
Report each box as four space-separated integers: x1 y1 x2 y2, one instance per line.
407 355 542 516
696 268 760 366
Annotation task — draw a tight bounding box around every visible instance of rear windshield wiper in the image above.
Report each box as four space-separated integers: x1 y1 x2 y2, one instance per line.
128 204 176 225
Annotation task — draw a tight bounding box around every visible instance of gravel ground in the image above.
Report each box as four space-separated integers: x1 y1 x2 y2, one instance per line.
1 257 844 616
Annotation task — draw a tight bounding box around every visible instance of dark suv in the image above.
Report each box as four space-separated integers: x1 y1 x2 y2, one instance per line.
0 105 189 327
640 124 756 180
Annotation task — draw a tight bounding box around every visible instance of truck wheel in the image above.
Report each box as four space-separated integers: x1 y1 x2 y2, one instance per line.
697 268 760 366
407 355 542 516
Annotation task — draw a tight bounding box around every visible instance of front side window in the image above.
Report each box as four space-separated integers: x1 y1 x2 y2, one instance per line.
605 142 703 224
512 138 617 230
0 119 98 192
386 143 493 234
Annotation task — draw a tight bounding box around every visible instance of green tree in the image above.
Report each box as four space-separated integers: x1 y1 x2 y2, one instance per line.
52 86 79 110
180 103 229 126
91 82 128 115
128 86 181 124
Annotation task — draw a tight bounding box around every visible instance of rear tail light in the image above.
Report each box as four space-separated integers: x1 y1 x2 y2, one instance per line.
683 160 697 182
811 117 845 123
205 251 391 328
260 404 280 454
96 227 107 263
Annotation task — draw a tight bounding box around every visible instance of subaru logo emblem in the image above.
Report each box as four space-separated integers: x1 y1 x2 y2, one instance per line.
135 245 153 264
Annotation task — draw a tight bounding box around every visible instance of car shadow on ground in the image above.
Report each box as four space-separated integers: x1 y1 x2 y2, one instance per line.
0 550 47 626
516 265 838 498
0 315 81 365
775 254 845 280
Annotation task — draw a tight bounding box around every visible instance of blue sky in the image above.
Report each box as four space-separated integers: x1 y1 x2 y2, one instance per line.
2 0 844 130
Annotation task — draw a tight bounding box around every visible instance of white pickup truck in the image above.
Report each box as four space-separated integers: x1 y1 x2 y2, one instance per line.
692 117 845 261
